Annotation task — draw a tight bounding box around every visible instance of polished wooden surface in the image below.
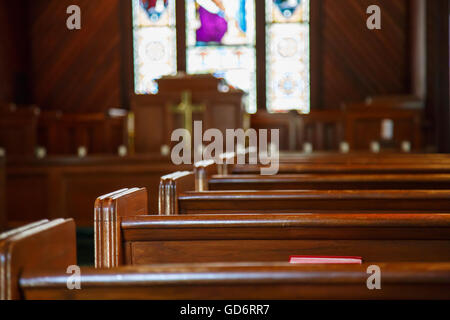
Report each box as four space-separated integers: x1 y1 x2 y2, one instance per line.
20 262 450 300
95 188 147 268
6 155 189 227
0 219 76 300
178 190 450 214
119 213 450 265
209 173 450 190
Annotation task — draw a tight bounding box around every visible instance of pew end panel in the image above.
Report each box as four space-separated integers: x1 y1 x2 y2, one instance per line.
0 219 76 300
159 172 195 215
95 188 148 268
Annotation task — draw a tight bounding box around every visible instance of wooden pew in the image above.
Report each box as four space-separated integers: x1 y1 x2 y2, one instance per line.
5 155 189 228
207 173 450 191
160 172 450 215
230 153 450 174
96 188 450 268
3 218 450 300
195 158 450 191
37 110 128 155
0 219 76 300
95 188 148 268
20 262 450 300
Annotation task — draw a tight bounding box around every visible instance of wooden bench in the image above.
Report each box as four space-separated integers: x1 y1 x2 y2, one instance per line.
160 171 450 215
0 219 76 299
3 218 450 300
20 262 450 300
96 188 450 268
229 153 450 174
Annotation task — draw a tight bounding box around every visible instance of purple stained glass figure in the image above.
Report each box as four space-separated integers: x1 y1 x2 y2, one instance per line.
196 0 228 44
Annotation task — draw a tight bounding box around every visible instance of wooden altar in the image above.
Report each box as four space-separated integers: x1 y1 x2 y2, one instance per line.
131 74 245 154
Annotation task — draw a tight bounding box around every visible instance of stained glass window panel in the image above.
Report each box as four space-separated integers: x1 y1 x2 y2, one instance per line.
186 0 257 113
266 0 310 113
132 0 177 94
267 0 309 23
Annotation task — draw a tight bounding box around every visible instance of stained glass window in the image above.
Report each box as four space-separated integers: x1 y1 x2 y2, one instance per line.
266 0 310 113
186 0 257 113
132 0 177 94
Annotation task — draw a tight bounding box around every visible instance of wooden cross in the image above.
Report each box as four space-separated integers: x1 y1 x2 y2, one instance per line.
169 90 206 135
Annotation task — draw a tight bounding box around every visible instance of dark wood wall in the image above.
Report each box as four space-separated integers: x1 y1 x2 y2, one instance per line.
0 1 31 104
320 0 410 108
29 0 122 112
1 0 445 116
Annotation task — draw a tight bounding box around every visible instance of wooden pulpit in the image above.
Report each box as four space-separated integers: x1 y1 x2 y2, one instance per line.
132 74 245 154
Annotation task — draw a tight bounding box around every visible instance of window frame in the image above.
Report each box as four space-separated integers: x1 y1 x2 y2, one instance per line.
121 0 321 112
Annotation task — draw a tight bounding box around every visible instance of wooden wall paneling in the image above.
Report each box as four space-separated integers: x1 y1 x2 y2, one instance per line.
426 0 450 152
0 1 31 104
321 0 410 108
28 0 122 112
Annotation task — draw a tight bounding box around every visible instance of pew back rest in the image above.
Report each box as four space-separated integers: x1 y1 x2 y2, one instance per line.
95 188 148 268
119 213 450 265
177 190 450 214
19 262 450 300
207 173 450 191
0 219 76 300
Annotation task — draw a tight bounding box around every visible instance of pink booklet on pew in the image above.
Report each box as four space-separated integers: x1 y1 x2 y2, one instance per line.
289 256 363 264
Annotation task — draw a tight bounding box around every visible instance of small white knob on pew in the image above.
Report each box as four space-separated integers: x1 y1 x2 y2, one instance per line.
303 142 313 154
401 141 411 153
118 145 128 157
35 147 47 159
160 144 170 156
77 146 87 158
339 142 350 154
